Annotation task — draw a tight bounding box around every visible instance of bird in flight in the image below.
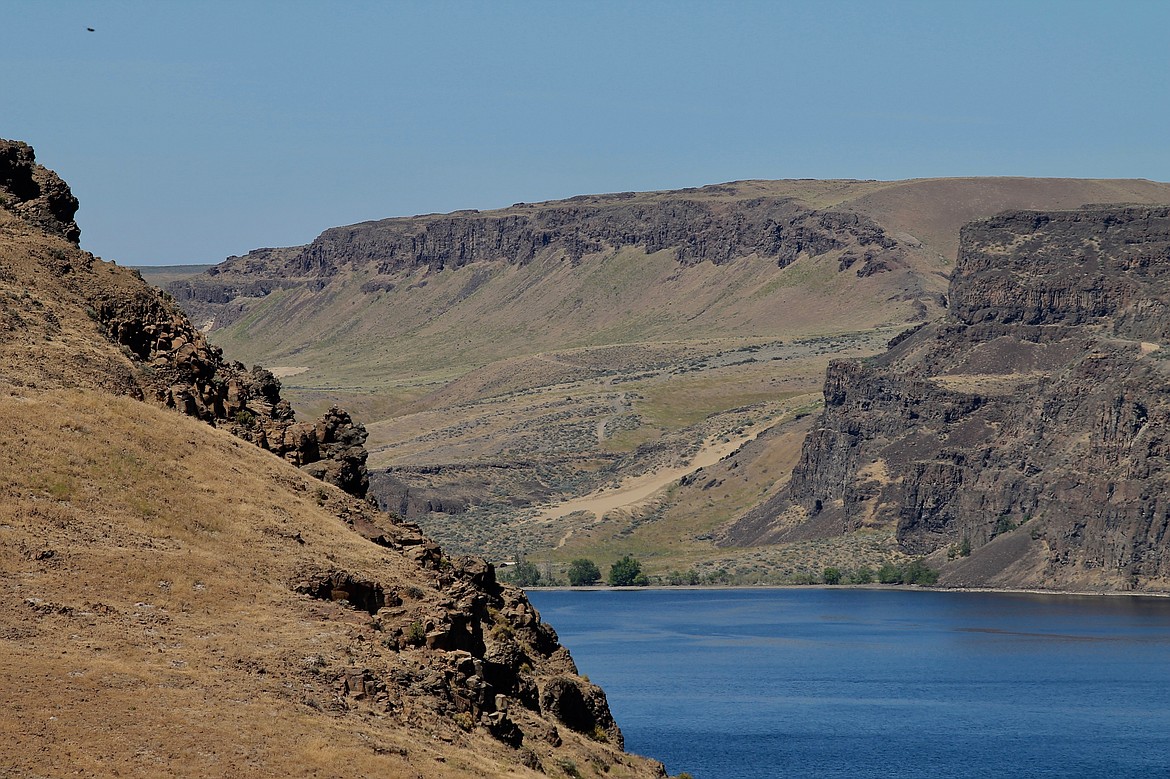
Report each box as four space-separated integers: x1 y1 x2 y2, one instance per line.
86 27 95 32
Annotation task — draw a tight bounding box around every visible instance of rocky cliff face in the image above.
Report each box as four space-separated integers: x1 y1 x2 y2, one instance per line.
94 280 374 497
167 190 907 327
0 139 662 776
722 206 1170 592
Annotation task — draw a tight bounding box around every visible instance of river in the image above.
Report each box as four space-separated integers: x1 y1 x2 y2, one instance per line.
527 587 1170 779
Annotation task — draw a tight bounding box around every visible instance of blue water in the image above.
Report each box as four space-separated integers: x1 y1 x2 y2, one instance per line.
527 588 1170 779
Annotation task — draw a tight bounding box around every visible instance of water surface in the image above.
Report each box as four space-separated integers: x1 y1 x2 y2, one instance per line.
528 588 1170 779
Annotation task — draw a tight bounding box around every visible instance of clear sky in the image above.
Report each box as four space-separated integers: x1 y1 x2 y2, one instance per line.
5 0 1169 265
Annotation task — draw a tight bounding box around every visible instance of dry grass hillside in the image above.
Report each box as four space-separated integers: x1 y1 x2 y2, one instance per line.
163 176 1170 575
0 140 668 778
1 392 660 778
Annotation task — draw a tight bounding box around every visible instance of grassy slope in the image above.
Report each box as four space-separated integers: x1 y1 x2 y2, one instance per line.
0 205 663 778
0 391 657 778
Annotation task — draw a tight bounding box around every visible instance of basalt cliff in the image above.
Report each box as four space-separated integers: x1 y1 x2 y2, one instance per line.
169 187 917 332
722 206 1170 592
0 139 667 777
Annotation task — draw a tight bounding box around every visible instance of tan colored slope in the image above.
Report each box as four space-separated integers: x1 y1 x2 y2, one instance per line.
0 144 667 779
0 208 143 393
214 245 923 396
0 391 661 778
841 177 1170 264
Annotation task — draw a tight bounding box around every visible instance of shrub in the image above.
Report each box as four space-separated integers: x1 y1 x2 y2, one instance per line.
993 515 1018 537
503 559 542 587
555 758 583 779
822 567 842 585
904 558 940 585
666 569 701 586
877 563 903 584
608 555 649 587
567 558 601 587
850 566 875 584
233 409 255 427
405 621 426 645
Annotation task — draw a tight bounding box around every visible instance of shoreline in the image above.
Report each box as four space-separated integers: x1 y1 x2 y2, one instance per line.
522 583 1170 599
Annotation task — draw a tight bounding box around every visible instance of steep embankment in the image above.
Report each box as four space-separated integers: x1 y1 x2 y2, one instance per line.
0 140 667 777
172 176 1170 384
722 206 1170 593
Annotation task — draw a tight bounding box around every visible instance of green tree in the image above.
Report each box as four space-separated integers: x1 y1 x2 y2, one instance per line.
903 558 940 585
993 515 1018 537
850 566 875 584
877 562 903 584
503 559 542 587
567 558 601 587
608 555 649 587
822 566 842 585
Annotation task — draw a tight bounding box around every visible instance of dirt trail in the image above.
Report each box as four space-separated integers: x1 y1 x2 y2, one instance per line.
594 391 629 444
532 420 773 535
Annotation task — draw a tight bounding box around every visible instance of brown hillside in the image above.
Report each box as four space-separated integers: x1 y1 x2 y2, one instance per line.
0 140 667 777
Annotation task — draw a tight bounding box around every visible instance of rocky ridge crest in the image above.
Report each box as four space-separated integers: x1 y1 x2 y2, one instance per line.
0 140 81 244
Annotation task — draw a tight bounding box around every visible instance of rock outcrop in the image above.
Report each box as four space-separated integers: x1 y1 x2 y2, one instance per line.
11 212 374 498
294 504 631 755
0 139 80 244
722 206 1170 592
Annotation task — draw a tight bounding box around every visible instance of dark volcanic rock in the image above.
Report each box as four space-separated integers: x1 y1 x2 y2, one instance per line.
0 140 81 244
721 206 1170 591
93 283 373 498
168 191 904 326
950 207 1170 339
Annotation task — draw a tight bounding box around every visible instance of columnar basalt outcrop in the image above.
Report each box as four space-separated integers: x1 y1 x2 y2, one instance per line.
261 196 898 273
167 191 906 326
722 206 1170 591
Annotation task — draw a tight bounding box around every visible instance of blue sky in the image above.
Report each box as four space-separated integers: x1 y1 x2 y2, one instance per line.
4 0 1169 265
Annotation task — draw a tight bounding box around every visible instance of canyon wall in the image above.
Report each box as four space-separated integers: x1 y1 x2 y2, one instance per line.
723 207 1170 591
